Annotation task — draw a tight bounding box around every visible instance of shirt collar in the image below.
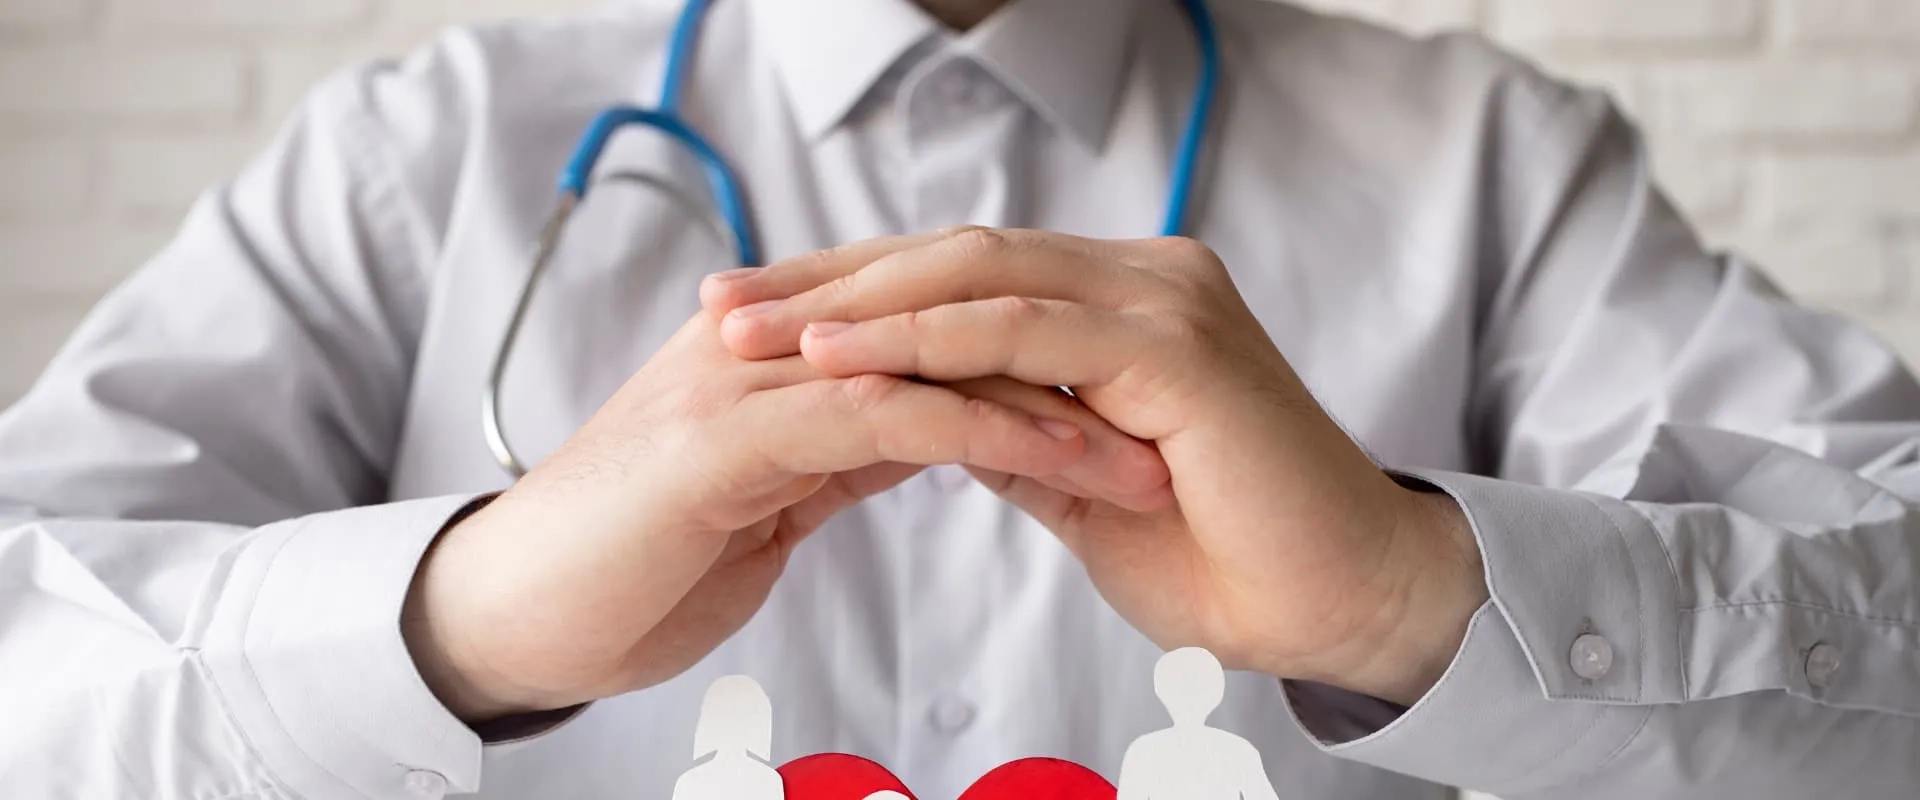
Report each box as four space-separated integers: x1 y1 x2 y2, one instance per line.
747 0 940 140
962 0 1142 150
748 0 1143 149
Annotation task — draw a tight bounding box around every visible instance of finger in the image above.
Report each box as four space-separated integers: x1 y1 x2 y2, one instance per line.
942 376 1172 510
722 229 1150 360
699 228 976 314
733 374 1087 478
731 354 833 393
802 298 1159 393
1026 471 1174 514
671 310 826 391
965 467 1088 549
780 462 924 536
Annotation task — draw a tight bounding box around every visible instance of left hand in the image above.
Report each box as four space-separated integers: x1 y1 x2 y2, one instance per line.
703 228 1488 704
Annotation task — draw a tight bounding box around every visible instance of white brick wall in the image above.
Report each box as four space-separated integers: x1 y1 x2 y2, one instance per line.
1 0 1917 410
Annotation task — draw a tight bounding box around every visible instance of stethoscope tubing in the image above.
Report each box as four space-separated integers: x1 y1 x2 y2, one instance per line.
485 0 1220 478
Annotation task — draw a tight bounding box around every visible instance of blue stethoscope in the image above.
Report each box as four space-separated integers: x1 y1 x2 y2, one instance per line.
485 0 1221 477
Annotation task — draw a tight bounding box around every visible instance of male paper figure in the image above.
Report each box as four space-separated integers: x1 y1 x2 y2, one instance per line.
672 675 785 800
1117 649 1282 800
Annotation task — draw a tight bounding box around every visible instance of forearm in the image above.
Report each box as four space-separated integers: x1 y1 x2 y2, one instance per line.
0 501 488 799
1285 428 1920 795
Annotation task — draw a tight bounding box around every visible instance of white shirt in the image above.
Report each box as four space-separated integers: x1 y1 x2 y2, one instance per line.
3 0 1918 798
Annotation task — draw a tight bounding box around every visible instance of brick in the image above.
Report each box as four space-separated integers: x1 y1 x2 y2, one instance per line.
0 225 173 298
104 134 261 220
0 0 93 31
1652 146 1743 224
1761 152 1920 221
0 140 92 222
0 46 248 123
1727 223 1906 305
1490 0 1760 50
109 0 375 34
1651 62 1916 139
1781 0 1920 48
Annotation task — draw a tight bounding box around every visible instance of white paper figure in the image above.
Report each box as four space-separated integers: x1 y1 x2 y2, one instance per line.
1116 648 1281 800
863 791 911 800
672 675 785 800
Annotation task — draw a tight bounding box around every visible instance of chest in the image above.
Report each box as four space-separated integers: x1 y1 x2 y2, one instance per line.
395 105 1480 497
374 41 1475 800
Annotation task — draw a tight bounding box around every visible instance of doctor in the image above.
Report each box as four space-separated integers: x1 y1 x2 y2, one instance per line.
2 0 1917 798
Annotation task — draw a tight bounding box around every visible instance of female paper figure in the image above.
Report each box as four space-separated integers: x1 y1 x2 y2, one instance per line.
1116 648 1281 800
672 675 785 800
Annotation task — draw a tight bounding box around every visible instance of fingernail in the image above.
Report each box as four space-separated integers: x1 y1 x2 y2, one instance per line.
705 268 758 283
806 321 854 338
1037 419 1081 440
731 299 782 319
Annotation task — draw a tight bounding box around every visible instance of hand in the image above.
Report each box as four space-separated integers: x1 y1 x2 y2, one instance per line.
404 235 1172 723
706 228 1488 705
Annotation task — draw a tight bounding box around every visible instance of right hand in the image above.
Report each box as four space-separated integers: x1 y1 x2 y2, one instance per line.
404 250 1170 722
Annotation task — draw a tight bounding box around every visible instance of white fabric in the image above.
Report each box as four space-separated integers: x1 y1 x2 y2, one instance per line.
3 0 1918 797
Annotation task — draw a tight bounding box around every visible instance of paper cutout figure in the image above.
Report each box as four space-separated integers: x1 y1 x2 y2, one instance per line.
674 675 785 800
1115 648 1280 800
692 647 1257 800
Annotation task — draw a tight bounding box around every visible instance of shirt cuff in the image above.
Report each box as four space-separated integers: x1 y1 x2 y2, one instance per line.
1281 469 1679 795
199 496 490 800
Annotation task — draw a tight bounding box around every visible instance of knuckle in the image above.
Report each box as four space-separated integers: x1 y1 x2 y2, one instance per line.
984 295 1047 325
963 395 1005 427
1158 313 1212 351
946 228 1014 260
767 246 850 290
1148 236 1228 280
895 307 925 335
838 373 904 411
1150 235 1217 263
937 224 991 239
804 239 865 270
816 270 864 305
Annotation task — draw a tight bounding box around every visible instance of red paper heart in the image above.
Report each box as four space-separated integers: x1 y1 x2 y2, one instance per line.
779 754 1116 800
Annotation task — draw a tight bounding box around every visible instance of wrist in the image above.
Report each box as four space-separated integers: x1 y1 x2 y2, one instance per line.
1325 486 1488 706
402 498 561 723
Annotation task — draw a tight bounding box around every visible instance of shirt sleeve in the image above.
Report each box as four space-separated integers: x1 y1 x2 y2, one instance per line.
1280 76 1920 797
0 47 503 800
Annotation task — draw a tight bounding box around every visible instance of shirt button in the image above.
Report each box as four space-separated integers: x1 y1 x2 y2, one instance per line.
954 79 990 108
1805 642 1843 688
403 769 446 796
938 73 973 105
1569 633 1614 681
929 696 977 733
933 465 971 491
